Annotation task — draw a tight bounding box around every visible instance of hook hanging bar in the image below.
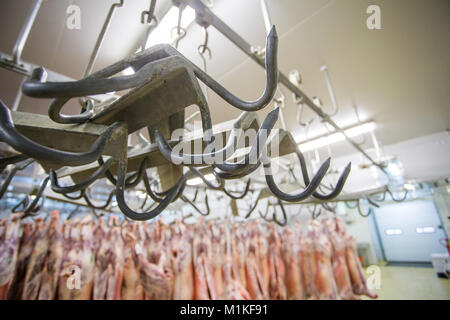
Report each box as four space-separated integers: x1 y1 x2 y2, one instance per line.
83 0 124 78
141 0 158 24
319 65 339 117
188 0 384 171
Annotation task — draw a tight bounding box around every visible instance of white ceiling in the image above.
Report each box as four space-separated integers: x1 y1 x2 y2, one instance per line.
0 0 449 160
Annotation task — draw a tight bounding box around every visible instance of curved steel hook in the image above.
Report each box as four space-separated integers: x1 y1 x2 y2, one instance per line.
100 156 147 188
26 56 190 123
142 171 164 202
156 111 252 166
23 27 277 123
214 107 279 173
309 204 322 219
83 189 115 210
50 158 115 194
188 167 224 190
321 202 336 213
20 176 50 219
12 195 31 213
357 201 373 218
386 187 408 202
0 154 30 173
0 100 120 166
264 156 330 202
258 198 287 226
294 146 351 200
345 201 358 209
223 179 251 200
244 191 262 219
193 26 278 111
180 193 210 216
67 205 81 220
115 160 187 221
62 189 85 200
213 160 262 180
366 196 380 208
0 158 34 199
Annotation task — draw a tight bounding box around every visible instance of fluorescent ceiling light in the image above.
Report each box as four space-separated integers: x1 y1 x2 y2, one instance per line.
187 173 215 186
403 183 415 191
145 6 196 49
298 121 376 152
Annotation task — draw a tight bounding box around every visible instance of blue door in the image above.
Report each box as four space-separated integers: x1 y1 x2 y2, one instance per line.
374 200 447 262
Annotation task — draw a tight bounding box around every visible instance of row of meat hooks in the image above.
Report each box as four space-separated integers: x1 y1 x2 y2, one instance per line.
0 7 351 222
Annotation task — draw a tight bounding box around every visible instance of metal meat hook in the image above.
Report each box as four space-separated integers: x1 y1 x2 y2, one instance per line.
18 176 50 219
155 111 253 166
0 99 120 166
213 107 279 173
21 26 278 124
50 158 115 194
115 159 187 221
258 198 287 226
181 193 210 216
0 158 34 199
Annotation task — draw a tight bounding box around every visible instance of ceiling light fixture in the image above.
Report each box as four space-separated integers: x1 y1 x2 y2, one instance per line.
298 121 376 152
145 6 196 49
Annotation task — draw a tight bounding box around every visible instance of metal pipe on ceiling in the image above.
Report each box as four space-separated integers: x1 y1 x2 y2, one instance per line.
188 0 386 173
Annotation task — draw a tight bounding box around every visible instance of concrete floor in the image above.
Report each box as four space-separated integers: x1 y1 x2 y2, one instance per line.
362 264 450 300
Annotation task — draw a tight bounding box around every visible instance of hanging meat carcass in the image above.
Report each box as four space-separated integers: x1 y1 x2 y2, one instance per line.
58 216 95 300
0 207 378 300
335 219 378 299
193 218 217 300
281 227 304 300
244 222 269 300
38 211 63 300
324 218 359 300
121 222 144 300
132 221 174 300
21 214 51 299
0 213 21 299
171 219 194 300
267 224 287 300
